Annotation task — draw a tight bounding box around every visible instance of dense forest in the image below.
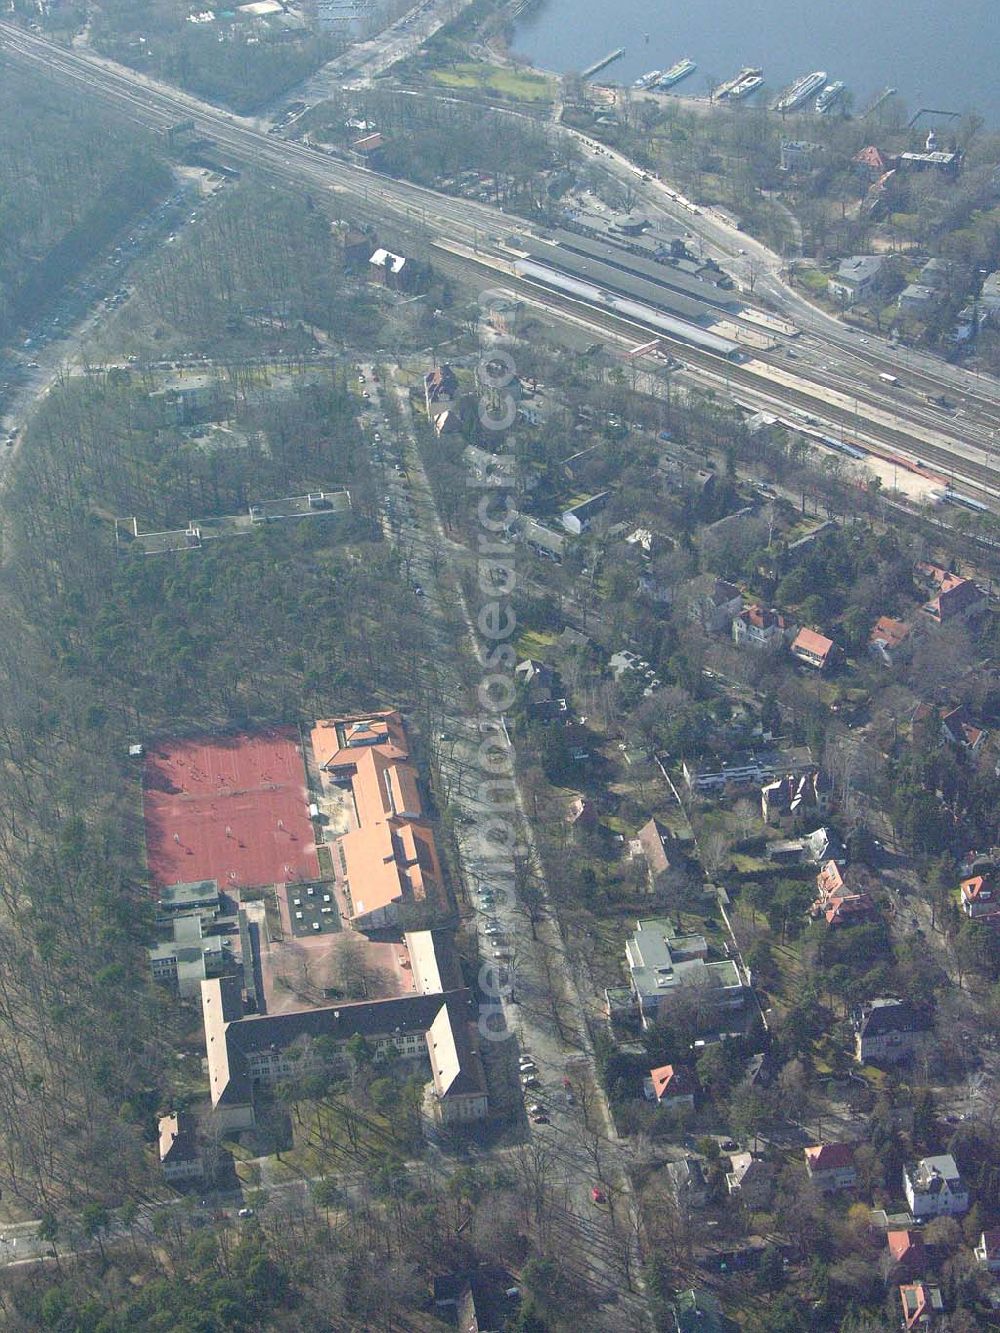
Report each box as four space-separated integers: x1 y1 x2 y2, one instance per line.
103 188 382 359
0 63 166 346
0 170 444 1223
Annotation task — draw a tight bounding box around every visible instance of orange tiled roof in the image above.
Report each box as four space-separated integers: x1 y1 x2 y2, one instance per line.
825 893 875 926
805 1142 854 1172
816 859 847 897
311 712 443 923
870 616 910 650
311 711 409 770
740 604 786 631
887 1229 924 1263
962 874 994 903
855 145 886 171
792 627 835 663
650 1064 695 1100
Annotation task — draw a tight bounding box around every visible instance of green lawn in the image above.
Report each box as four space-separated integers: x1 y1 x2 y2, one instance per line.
796 266 830 295
516 629 559 658
430 62 555 103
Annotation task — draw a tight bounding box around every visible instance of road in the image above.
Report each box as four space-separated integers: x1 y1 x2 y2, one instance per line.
2 21 999 504
360 363 649 1325
296 0 475 99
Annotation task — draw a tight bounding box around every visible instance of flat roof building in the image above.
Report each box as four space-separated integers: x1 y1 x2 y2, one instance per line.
624 918 744 1028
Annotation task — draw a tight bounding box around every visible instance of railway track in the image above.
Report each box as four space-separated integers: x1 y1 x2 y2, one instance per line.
3 22 999 506
465 260 1000 504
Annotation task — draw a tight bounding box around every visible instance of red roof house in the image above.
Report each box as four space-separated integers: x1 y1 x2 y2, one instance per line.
791 627 836 670
648 1064 697 1109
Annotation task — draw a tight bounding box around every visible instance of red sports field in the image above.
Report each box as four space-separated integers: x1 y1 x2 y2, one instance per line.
144 729 320 890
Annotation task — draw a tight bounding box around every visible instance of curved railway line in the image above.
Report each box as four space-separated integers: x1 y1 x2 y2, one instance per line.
2 21 999 508
496 266 1000 504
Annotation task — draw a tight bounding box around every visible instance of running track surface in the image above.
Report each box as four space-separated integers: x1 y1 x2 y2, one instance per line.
144 729 320 890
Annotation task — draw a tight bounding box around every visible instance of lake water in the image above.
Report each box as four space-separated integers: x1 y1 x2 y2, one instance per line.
513 0 1000 126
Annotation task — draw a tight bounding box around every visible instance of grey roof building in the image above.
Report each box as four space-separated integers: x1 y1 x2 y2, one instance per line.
625 919 743 1028
201 979 487 1130
853 997 930 1064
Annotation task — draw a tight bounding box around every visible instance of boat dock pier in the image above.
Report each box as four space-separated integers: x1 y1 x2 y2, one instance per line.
863 86 898 118
582 47 625 80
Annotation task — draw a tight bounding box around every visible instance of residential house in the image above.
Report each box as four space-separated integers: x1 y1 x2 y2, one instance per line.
974 1229 1000 1274
791 627 837 671
558 626 591 653
960 860 999 918
341 227 373 268
761 769 831 828
689 576 745 633
625 526 669 560
647 1064 697 1110
919 257 953 289
665 1158 709 1209
630 816 676 887
431 408 462 437
515 658 555 689
683 754 765 794
898 283 939 314
726 1152 774 1209
158 1111 203 1182
683 747 815 796
904 1155 969 1219
526 681 568 723
941 704 987 752
432 1271 518 1332
744 1051 777 1088
883 1229 927 1282
521 517 566 563
673 1286 737 1332
853 998 929 1065
566 795 598 831
482 291 521 337
780 140 819 173
828 255 887 307
899 1282 945 1329
621 918 744 1030
979 271 1000 320
804 1143 857 1192
368 248 409 290
805 826 846 864
813 860 877 927
869 616 911 666
465 443 515 487
854 145 888 182
766 838 808 865
424 364 459 423
863 168 897 219
561 491 610 535
350 131 384 164
918 567 985 624
732 604 787 650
